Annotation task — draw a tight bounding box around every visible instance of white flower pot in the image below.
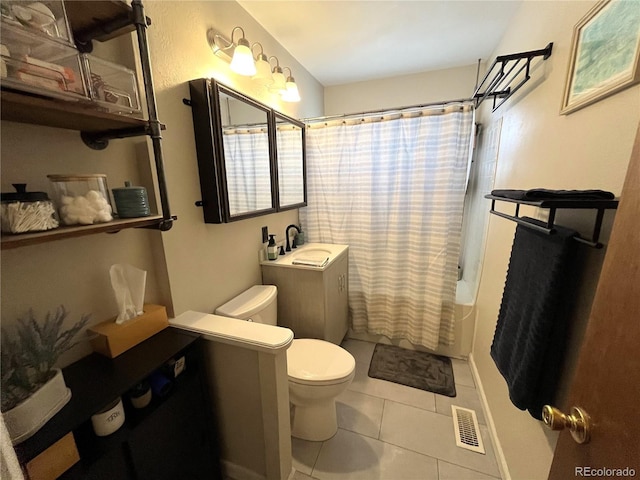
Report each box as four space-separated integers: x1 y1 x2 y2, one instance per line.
3 368 71 445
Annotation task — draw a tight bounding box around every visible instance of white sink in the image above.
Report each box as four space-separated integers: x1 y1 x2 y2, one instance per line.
260 243 348 270
291 247 332 259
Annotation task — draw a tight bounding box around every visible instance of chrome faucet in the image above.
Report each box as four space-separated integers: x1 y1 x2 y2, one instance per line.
285 224 301 251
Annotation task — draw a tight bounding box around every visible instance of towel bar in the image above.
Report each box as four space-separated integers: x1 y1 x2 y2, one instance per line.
485 194 619 248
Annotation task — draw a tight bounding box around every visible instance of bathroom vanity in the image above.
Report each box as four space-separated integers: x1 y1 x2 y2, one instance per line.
261 243 349 344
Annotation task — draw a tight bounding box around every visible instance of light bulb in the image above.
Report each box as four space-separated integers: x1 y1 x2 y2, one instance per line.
230 37 256 76
282 77 301 102
269 66 286 93
253 53 273 85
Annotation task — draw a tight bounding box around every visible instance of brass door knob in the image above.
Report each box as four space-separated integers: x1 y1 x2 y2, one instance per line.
542 405 591 444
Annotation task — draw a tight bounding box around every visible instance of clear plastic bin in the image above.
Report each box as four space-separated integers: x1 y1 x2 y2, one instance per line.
1 23 86 100
82 54 141 114
0 1 73 46
47 174 114 225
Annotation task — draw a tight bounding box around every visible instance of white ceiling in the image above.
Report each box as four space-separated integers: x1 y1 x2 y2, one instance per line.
238 1 522 86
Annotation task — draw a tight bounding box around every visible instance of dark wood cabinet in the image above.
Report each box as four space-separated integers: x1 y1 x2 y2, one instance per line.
15 328 221 479
127 374 214 479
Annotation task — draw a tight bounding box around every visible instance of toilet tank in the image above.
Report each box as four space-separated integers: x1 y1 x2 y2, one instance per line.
215 285 278 326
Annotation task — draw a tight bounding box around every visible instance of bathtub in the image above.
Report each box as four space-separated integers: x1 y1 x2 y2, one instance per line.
449 279 476 358
346 279 477 359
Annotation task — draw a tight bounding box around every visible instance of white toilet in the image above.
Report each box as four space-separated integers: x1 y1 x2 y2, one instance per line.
216 285 355 441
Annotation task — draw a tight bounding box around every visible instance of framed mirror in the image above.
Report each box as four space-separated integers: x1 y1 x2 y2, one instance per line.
218 86 274 218
189 78 305 223
189 79 275 222
274 112 306 210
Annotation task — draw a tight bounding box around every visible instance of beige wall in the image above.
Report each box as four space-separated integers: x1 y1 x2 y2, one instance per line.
471 2 640 479
324 64 478 115
4 1 638 478
142 1 323 317
1 3 321 477
0 0 322 364
140 2 323 478
205 343 265 475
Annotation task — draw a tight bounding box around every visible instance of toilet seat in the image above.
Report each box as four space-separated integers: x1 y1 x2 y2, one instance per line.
287 339 355 386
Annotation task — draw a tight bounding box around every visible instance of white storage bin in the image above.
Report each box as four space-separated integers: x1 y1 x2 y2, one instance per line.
91 397 125 437
0 23 86 100
0 1 74 46
82 54 141 115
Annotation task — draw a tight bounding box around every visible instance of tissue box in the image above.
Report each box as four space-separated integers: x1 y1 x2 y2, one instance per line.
89 304 168 358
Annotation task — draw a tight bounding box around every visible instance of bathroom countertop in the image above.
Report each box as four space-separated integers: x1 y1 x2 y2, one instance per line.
260 242 349 271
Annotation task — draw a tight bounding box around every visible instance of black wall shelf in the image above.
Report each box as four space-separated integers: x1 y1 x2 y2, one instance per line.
486 194 619 248
0 0 174 248
14 328 199 463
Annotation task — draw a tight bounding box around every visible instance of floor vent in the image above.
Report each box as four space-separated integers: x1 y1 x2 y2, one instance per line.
451 405 485 454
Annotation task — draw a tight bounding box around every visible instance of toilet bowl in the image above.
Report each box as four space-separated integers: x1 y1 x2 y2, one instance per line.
216 285 356 441
287 338 355 440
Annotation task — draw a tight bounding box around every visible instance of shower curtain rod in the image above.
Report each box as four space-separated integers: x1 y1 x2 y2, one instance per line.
302 97 474 123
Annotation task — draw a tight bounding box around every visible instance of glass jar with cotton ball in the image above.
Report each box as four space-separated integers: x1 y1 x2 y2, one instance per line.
47 173 113 225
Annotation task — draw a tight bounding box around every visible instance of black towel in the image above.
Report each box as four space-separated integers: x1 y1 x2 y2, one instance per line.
490 218 578 419
491 188 614 201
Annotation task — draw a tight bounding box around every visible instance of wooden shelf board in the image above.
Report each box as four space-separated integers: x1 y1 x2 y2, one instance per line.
64 1 135 42
1 90 148 132
1 216 164 250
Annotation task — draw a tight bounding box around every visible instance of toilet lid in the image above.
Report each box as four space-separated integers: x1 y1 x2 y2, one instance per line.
287 339 355 385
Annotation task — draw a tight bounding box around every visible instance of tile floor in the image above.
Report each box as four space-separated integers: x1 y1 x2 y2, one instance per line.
291 339 501 480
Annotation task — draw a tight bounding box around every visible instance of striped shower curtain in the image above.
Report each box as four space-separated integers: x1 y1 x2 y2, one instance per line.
276 127 305 206
300 103 474 350
223 127 271 216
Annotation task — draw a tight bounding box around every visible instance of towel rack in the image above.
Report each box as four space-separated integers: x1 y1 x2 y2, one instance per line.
474 43 553 112
485 194 619 248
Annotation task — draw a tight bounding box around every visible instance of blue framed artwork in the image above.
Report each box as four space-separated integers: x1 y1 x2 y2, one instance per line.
561 0 640 114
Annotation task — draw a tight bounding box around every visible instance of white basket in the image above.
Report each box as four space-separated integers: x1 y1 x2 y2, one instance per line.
3 368 71 445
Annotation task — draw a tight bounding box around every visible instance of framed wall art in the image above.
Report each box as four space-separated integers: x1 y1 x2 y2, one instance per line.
561 0 640 115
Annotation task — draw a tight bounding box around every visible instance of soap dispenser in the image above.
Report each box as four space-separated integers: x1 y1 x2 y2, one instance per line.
267 234 278 260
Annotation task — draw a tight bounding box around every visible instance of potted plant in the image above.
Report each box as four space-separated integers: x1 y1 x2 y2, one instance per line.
1 305 90 444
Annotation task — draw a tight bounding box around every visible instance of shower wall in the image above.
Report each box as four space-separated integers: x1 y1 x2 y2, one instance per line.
459 119 503 302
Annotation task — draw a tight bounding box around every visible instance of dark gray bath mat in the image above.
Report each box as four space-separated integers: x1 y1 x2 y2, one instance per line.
368 344 456 397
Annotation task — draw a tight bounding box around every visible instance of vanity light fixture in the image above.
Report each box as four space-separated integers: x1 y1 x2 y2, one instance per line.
282 67 301 102
207 28 233 60
206 26 256 76
206 26 301 101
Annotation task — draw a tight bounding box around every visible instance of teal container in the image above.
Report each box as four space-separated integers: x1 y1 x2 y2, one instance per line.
112 181 151 218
